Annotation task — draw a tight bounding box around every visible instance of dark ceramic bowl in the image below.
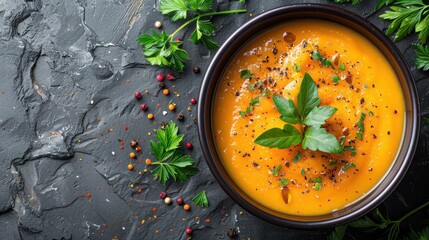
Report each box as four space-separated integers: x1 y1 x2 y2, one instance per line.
198 4 420 229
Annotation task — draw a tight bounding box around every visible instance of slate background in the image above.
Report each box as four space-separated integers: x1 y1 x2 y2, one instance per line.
0 0 428 239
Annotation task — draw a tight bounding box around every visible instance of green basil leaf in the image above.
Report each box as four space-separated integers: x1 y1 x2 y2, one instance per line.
273 95 301 124
254 124 302 149
297 73 321 118
304 106 337 126
302 126 343 154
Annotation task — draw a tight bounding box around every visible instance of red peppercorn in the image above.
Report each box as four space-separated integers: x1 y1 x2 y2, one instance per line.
174 38 182 42
166 73 175 81
176 197 184 205
134 91 142 100
123 126 128 131
159 191 167 199
185 227 192 235
156 74 164 81
140 103 148 111
186 142 193 150
190 98 197 105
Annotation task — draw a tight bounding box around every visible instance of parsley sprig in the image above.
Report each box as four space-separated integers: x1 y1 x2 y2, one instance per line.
415 44 429 70
150 121 198 184
327 200 429 240
254 73 343 154
380 0 429 43
192 190 209 207
137 0 246 72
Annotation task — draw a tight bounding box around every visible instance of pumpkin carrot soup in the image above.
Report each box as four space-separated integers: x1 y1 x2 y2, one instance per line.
212 19 405 216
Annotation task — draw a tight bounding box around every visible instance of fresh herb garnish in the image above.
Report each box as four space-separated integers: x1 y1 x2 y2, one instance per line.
328 200 429 240
240 97 259 118
137 0 246 72
368 111 374 116
150 121 198 184
254 73 342 154
293 63 302 72
342 163 356 171
280 178 289 187
356 112 366 140
339 63 346 71
332 75 341 83
330 0 361 4
241 69 252 78
271 165 282 176
313 177 322 191
192 190 209 207
414 44 429 71
291 152 302 163
343 145 357 156
380 0 429 43
339 136 346 146
424 117 429 124
312 50 333 67
301 168 306 176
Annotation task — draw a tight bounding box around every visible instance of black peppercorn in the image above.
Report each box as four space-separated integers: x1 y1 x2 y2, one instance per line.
193 66 201 73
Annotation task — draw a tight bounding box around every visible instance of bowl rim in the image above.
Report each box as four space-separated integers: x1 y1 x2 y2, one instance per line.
197 3 420 229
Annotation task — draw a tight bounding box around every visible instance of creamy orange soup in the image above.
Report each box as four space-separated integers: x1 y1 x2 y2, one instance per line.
213 19 405 216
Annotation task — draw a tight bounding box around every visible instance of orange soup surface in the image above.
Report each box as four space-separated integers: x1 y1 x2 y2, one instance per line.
213 19 405 216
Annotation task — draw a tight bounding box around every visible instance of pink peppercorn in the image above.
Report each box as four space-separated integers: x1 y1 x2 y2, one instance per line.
190 98 197 105
134 91 142 100
185 228 192 235
140 103 148 111
166 73 175 81
186 142 193 150
159 191 167 199
176 197 184 205
156 74 164 81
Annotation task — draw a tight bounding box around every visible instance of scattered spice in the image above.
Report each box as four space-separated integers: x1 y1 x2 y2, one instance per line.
140 103 148 111
166 73 175 81
157 73 164 81
190 98 197 105
159 192 167 199
145 159 152 165
134 91 142 100
130 140 138 148
176 197 184 205
135 146 142 152
163 89 170 95
127 164 134 171
193 66 201 73
185 227 192 235
164 197 172 205
226 228 238 238
183 204 191 211
85 192 92 199
177 112 185 121
168 103 176 111
129 152 136 158
148 113 154 120
186 142 193 150
154 20 162 28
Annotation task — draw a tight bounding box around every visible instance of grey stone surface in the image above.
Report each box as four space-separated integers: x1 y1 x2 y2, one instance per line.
0 0 428 239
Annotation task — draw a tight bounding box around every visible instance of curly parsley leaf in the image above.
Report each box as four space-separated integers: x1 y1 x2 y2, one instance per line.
192 191 209 207
415 44 429 71
150 121 198 184
302 126 343 154
380 0 429 43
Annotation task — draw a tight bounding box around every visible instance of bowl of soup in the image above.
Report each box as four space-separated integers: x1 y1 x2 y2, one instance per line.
197 4 420 228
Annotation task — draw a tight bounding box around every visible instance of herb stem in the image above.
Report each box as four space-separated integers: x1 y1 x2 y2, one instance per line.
170 9 247 39
397 200 429 222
